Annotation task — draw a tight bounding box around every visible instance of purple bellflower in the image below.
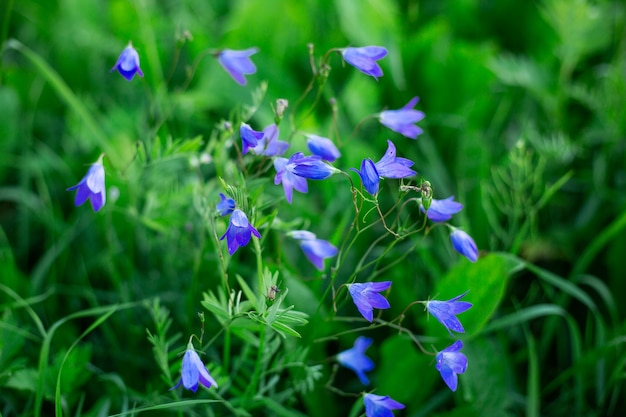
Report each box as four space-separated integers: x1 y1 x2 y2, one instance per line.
288 230 338 270
425 291 473 334
450 229 479 262
347 281 392 322
436 340 468 392
306 134 341 162
422 196 463 222
67 154 106 212
251 124 289 156
274 153 337 203
170 344 218 393
240 123 265 155
342 46 388 80
216 193 235 216
337 336 375 385
363 393 406 417
220 209 261 255
379 97 425 139
217 47 259 85
352 140 416 195
111 43 143 81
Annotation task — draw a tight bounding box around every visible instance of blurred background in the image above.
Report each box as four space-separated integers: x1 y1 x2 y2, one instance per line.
1 0 625 416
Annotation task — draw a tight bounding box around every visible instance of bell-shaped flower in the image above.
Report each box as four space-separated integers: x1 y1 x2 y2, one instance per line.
216 193 235 217
67 155 106 212
422 196 463 222
110 43 144 81
436 340 468 392
450 229 478 262
352 140 416 196
347 281 392 322
220 209 261 255
337 336 375 385
363 393 405 417
251 124 289 156
274 153 337 203
425 291 472 334
379 97 425 139
306 134 341 162
288 230 338 270
240 123 265 155
217 47 259 85
170 345 218 393
342 46 388 80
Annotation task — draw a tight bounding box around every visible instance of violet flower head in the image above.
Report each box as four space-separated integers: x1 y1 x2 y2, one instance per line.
436 340 468 392
290 154 337 180
220 209 261 255
379 97 425 139
288 230 338 271
336 336 375 385
450 229 479 262
240 123 265 155
274 153 308 204
425 291 473 334
216 193 235 217
363 393 405 417
342 46 388 80
170 346 218 393
251 124 289 156
111 43 144 81
352 140 416 196
422 196 463 222
306 134 341 162
217 47 259 85
347 281 392 322
67 155 106 212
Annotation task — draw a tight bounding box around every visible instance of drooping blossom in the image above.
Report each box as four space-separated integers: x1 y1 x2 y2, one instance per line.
251 124 289 156
216 193 235 216
435 340 468 392
450 229 479 262
306 134 341 162
347 281 392 322
336 336 375 385
111 43 144 81
170 344 218 393
342 46 388 80
217 47 259 85
421 196 463 222
352 140 416 195
240 123 265 155
67 154 106 212
220 209 261 255
288 230 338 270
274 153 337 203
425 291 472 334
363 393 405 417
379 97 425 139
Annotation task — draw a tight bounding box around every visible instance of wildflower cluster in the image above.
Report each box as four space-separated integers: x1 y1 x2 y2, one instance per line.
67 38 483 416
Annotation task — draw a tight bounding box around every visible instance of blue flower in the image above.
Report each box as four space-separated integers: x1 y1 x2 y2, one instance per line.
425 291 472 334
306 134 341 162
67 155 106 212
217 48 259 85
288 230 338 270
110 43 143 81
240 123 265 155
436 340 468 392
352 140 416 195
342 46 388 80
251 124 289 156
337 336 375 385
216 193 235 216
274 153 337 203
422 196 463 222
220 209 261 255
379 97 425 139
363 393 405 417
347 282 392 322
170 346 218 393
450 229 479 262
